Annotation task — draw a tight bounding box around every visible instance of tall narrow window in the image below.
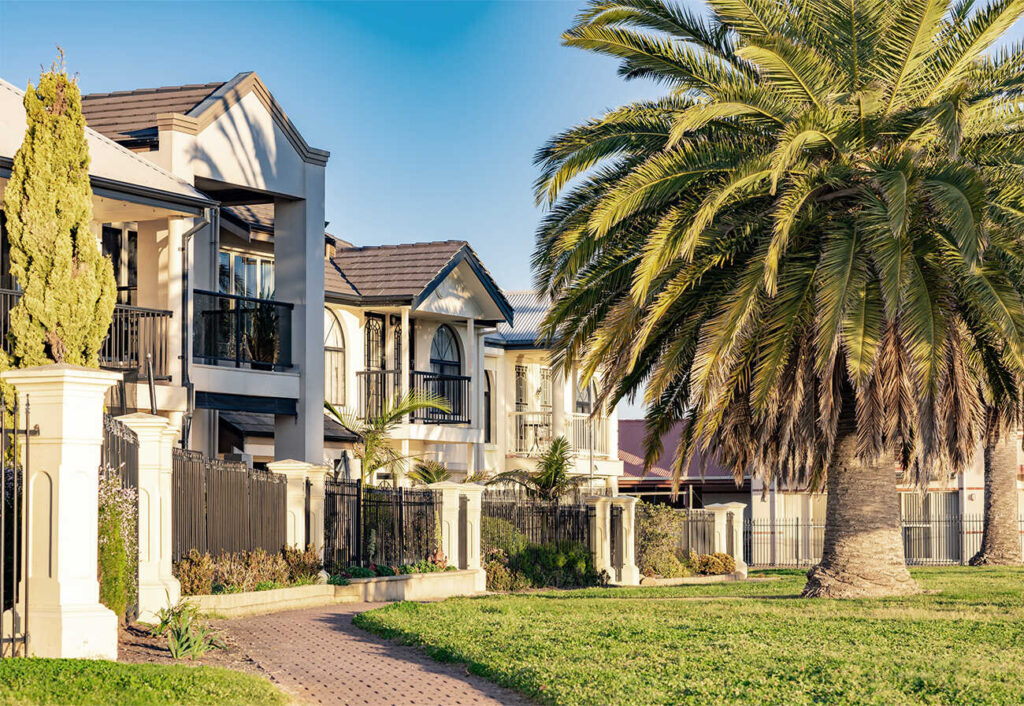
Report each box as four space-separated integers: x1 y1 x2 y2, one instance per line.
484 370 493 444
324 308 345 407
429 325 461 377
575 380 595 414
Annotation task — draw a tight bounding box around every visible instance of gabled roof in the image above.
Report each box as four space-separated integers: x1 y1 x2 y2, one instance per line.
486 290 549 348
81 72 328 166
0 78 213 213
81 81 223 146
325 240 514 323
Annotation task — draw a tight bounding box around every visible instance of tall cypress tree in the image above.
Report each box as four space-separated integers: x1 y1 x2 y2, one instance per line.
1 57 115 367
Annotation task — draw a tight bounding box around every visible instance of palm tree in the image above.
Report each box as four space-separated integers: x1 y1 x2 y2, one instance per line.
971 411 1023 565
325 391 450 485
535 0 1024 597
408 460 452 486
488 436 587 501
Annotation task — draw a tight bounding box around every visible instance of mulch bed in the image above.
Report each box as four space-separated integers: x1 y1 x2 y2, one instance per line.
117 623 268 678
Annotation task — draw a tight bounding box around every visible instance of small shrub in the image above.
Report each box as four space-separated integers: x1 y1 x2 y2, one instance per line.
153 598 223 660
398 559 445 575
328 574 351 586
282 545 323 583
687 551 736 576
346 566 376 579
482 515 529 556
372 564 397 577
636 502 687 579
510 540 604 589
98 472 138 622
174 550 215 596
483 549 532 592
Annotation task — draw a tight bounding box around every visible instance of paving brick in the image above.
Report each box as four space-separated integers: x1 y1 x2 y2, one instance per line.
218 603 530 705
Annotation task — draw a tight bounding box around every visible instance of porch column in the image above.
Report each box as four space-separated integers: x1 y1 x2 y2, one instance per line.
115 413 180 623
466 318 475 427
584 496 613 579
274 172 326 464
306 465 330 579
551 369 566 445
400 308 410 420
2 365 121 659
609 496 641 585
268 459 313 549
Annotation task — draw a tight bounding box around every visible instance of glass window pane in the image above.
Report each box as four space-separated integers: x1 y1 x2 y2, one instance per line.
233 254 244 296
244 258 257 298
260 260 274 299
218 252 231 294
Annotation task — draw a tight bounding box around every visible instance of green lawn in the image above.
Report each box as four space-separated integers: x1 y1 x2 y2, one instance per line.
0 659 286 706
355 568 1024 705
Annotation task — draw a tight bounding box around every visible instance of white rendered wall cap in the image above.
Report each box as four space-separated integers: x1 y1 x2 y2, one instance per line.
1 363 122 385
116 413 171 429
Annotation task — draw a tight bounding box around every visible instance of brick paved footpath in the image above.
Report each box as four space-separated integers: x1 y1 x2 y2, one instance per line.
217 603 532 705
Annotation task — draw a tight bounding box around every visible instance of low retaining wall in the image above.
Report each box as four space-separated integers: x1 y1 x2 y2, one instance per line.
638 572 747 587
189 569 486 618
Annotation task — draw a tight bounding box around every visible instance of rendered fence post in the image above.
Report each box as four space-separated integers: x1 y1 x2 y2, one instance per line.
609 495 641 586
2 364 121 659
306 465 330 579
116 413 180 622
704 502 748 578
157 422 183 602
268 459 313 549
427 481 462 569
457 483 486 591
584 496 614 580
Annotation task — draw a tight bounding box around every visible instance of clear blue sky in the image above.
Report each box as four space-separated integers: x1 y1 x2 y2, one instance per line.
0 0 661 293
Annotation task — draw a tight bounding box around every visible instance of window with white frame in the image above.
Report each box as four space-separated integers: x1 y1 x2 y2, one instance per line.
218 249 274 299
324 308 346 407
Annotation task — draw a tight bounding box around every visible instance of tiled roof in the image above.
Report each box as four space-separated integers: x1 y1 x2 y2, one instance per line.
223 203 274 232
486 290 547 347
325 240 467 299
81 81 225 143
219 411 358 443
0 78 211 205
617 420 737 482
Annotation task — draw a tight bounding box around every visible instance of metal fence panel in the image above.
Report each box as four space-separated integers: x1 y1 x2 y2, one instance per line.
481 491 592 553
1 398 30 657
678 510 715 556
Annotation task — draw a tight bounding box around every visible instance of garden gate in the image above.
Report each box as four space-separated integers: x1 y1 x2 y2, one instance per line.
1 398 31 657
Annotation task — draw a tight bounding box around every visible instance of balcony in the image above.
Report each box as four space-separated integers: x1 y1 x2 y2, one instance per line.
509 410 609 457
0 288 172 378
192 290 292 371
357 369 470 424
569 412 609 457
511 411 552 455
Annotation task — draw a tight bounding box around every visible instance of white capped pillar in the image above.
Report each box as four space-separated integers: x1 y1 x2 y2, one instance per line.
268 459 313 549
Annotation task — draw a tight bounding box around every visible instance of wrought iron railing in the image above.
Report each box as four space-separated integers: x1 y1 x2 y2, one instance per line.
192 290 292 370
510 411 552 456
410 371 470 424
0 288 171 378
356 369 471 424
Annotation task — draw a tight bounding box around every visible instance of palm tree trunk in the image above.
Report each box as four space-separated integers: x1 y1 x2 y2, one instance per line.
970 435 1022 566
803 429 920 598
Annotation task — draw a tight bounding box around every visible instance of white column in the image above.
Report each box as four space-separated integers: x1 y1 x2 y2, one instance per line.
584 496 613 579
459 483 486 592
158 422 182 601
551 369 566 440
466 318 475 426
268 459 313 549
306 465 330 579
116 413 180 623
428 481 461 567
2 364 121 659
705 502 747 577
610 496 641 585
274 165 327 463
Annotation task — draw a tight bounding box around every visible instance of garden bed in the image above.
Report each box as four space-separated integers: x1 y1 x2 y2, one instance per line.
190 569 486 617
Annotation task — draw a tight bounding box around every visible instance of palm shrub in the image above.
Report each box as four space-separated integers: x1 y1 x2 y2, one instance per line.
535 0 1024 597
488 436 587 501
407 460 451 485
2 54 116 368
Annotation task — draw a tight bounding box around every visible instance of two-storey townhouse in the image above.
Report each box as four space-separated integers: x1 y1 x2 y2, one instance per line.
484 291 624 493
8 72 330 465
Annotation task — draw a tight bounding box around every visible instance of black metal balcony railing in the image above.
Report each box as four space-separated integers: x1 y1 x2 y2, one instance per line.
356 369 471 425
192 290 293 371
0 288 172 378
410 370 470 424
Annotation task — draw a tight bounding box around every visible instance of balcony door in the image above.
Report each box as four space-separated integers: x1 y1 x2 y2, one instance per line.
363 313 387 418
101 225 137 306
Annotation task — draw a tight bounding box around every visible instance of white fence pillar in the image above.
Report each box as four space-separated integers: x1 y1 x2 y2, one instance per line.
704 502 748 578
585 496 613 579
268 459 313 549
116 413 180 623
307 465 329 579
158 423 182 603
2 364 121 659
428 482 462 568
609 496 641 585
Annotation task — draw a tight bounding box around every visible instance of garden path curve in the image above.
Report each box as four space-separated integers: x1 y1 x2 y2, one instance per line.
217 602 531 706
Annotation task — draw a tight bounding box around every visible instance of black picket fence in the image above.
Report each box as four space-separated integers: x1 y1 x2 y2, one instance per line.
481 491 592 553
171 449 287 562
1 398 30 658
323 479 440 573
99 414 140 623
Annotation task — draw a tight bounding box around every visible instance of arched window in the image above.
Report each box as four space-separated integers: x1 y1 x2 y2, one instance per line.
324 308 346 406
430 324 461 377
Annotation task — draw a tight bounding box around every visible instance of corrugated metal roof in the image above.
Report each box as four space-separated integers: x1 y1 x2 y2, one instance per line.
486 290 548 347
617 420 736 481
0 78 210 204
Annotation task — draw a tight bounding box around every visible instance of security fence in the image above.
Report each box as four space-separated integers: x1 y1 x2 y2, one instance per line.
171 449 287 562
1 399 30 658
323 479 440 572
677 509 716 556
481 490 592 553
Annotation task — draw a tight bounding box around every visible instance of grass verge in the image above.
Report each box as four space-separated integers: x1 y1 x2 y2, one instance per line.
0 658 286 705
355 567 1024 705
